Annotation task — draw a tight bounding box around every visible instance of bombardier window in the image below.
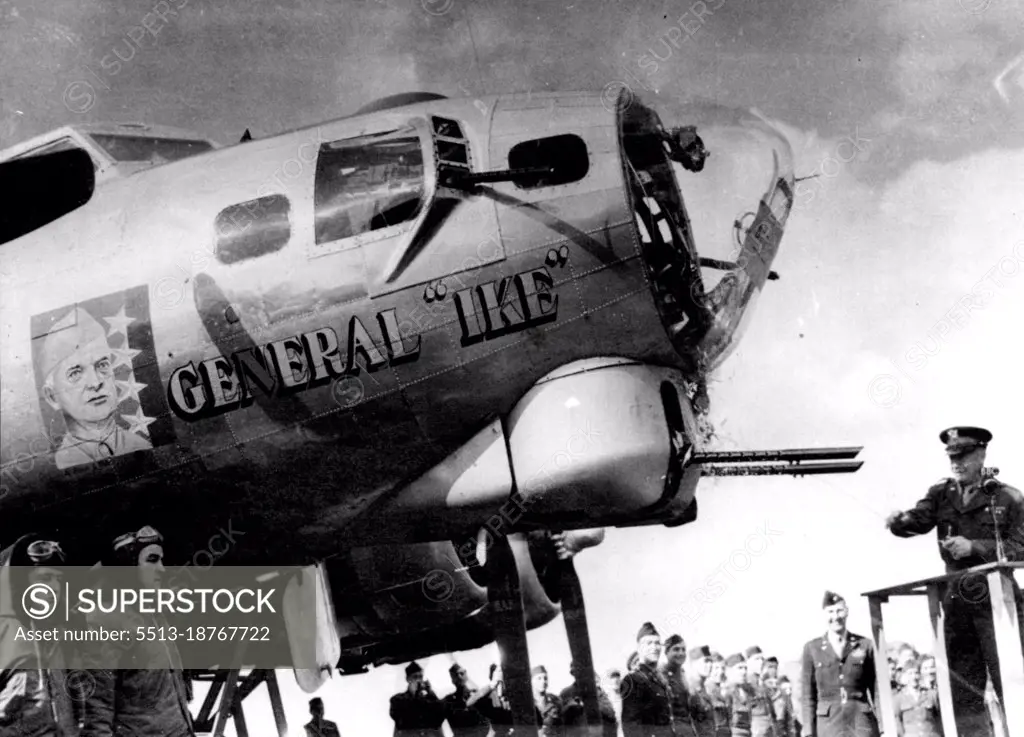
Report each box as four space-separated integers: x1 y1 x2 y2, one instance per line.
215 194 291 265
314 130 425 245
508 134 589 189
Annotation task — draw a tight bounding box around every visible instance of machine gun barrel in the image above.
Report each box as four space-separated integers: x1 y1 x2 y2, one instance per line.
691 447 864 477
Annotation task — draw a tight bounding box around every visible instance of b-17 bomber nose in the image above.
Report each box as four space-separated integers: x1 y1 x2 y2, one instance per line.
620 97 795 373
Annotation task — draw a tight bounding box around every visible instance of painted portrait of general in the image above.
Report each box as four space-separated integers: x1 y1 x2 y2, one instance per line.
30 286 173 470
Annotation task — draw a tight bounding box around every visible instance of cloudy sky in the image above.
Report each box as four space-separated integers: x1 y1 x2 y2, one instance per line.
4 0 1024 734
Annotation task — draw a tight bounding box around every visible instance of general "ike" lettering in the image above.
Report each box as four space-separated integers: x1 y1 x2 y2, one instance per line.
453 267 558 345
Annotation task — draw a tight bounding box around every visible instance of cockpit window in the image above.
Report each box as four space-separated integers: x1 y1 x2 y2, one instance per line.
13 137 82 160
89 134 213 163
314 128 425 246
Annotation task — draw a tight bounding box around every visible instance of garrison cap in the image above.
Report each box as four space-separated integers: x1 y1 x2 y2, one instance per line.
636 621 660 642
940 426 992 457
711 652 724 663
531 665 547 676
689 645 712 660
765 656 779 666
822 590 845 608
725 653 746 668
744 645 763 658
39 306 111 382
405 662 423 677
665 634 684 649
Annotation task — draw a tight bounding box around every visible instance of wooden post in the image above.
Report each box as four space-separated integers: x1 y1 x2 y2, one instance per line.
987 568 1024 737
868 595 899 737
265 670 289 737
212 670 240 737
926 582 958 737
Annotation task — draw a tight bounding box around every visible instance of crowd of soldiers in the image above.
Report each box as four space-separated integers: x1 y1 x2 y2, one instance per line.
386 626 802 737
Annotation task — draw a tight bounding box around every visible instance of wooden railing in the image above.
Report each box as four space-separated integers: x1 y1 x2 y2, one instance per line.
862 562 1024 737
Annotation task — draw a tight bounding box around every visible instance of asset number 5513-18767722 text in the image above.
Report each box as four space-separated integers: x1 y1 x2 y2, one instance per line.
135 625 271 642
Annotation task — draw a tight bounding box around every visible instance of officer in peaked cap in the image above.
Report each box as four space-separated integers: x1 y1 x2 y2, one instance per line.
620 622 674 737
886 426 1024 737
800 591 880 737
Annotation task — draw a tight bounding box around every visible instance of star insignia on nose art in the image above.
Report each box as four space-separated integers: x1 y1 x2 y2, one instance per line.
111 344 142 370
122 405 156 437
102 305 136 341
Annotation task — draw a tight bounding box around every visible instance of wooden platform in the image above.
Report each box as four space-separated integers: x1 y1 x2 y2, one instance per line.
862 562 1024 737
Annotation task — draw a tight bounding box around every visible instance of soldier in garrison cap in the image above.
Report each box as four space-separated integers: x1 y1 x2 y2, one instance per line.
686 646 717 737
659 634 696 736
800 592 880 737
620 622 674 737
38 305 151 469
742 646 776 737
721 654 752 737
390 662 445 737
559 660 618 737
886 426 1024 737
706 653 730 737
531 665 564 737
441 663 489 737
772 677 798 737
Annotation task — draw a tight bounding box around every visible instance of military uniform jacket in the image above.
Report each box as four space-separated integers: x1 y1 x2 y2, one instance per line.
441 687 489 737
686 676 718 737
535 692 564 737
660 663 696 736
620 663 674 737
745 676 776 737
389 691 445 737
800 632 880 737
889 478 1024 573
894 689 941 737
722 683 753 737
707 682 732 737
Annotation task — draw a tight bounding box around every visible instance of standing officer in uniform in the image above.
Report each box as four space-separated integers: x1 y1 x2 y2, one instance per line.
389 662 445 737
800 591 880 737
743 647 776 737
660 634 696 736
886 426 1024 737
620 622 673 737
687 646 717 737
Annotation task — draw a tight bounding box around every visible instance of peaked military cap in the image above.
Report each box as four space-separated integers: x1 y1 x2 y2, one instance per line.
636 621 660 642
725 653 746 668
405 661 423 677
822 590 845 607
744 645 763 658
940 426 991 457
664 634 684 649
689 645 712 660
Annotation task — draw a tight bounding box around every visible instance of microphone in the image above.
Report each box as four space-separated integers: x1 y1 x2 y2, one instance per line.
981 467 1005 562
